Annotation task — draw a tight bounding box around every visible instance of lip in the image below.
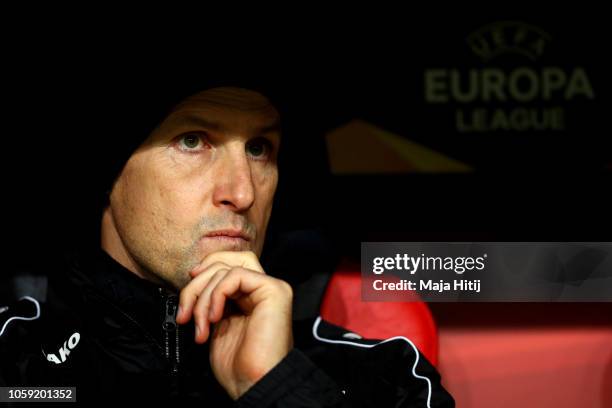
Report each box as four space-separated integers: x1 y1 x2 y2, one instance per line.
203 230 251 241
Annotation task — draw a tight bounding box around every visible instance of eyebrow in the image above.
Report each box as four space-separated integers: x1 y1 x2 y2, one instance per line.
171 113 281 136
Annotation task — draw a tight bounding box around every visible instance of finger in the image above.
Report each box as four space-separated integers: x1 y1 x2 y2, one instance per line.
177 261 231 324
208 268 291 323
190 251 264 278
193 268 230 344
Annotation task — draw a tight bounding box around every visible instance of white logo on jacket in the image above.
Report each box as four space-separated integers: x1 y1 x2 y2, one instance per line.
44 332 81 364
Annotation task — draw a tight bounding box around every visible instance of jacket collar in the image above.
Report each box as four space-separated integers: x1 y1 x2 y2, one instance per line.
65 247 169 342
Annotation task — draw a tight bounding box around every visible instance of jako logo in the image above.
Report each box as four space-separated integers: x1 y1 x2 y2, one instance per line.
44 332 80 364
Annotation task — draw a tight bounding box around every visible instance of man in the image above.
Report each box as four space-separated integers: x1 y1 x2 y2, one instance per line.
1 85 454 406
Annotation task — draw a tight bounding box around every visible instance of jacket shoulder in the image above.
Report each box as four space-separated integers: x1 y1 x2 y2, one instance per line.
294 316 455 407
0 296 42 342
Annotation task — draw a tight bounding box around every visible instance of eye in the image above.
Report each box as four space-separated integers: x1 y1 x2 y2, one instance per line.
176 132 208 152
246 137 272 160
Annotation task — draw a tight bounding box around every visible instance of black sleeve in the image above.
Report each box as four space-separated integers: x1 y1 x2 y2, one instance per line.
234 343 454 408
235 348 346 407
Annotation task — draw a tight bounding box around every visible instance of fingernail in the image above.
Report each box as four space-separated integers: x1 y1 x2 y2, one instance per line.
177 305 183 320
195 324 200 338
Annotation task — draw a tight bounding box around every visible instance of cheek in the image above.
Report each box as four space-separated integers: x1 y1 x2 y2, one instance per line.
252 168 278 227
149 166 211 228
118 159 203 237
114 162 154 219
254 167 278 208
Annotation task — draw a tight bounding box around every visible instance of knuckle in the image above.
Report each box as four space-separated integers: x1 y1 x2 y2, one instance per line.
207 263 227 275
273 279 293 296
229 266 245 275
280 280 293 296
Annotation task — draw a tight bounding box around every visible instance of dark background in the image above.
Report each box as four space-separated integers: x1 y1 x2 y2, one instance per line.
4 9 611 271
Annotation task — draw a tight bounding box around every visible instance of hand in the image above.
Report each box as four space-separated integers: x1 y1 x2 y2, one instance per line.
176 251 294 399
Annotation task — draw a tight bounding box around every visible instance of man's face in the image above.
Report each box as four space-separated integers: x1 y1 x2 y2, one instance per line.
107 87 280 288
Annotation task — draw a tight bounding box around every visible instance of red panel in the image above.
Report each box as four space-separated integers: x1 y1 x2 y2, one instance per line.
437 327 612 407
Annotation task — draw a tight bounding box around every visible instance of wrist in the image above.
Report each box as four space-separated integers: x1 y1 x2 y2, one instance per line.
232 347 292 399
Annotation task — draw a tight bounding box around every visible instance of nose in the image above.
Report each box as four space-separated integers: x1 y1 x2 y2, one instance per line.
212 151 255 213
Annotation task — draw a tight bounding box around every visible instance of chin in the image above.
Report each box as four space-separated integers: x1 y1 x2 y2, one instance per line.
174 273 192 290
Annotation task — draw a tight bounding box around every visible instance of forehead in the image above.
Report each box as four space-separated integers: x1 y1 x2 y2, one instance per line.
164 87 280 131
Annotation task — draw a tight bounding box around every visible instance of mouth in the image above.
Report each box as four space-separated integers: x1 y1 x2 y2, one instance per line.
202 229 251 244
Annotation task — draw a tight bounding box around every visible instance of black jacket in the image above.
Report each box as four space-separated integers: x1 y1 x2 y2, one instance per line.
0 248 454 407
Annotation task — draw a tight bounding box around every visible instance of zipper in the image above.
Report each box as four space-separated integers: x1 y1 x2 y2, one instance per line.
160 288 180 376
